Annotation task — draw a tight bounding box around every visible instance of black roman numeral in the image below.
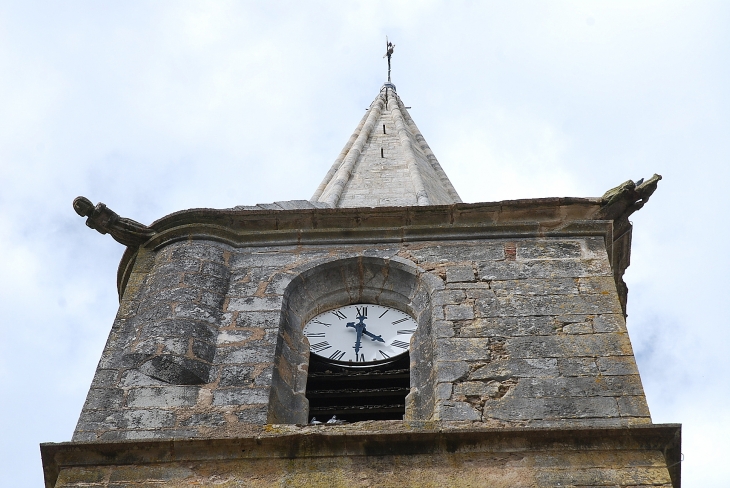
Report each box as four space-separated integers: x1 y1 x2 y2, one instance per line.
332 310 347 320
379 350 390 359
311 320 330 327
329 350 346 361
392 317 409 325
355 353 365 362
397 329 415 335
391 340 409 349
306 333 326 338
378 309 389 318
310 341 331 353
356 306 368 318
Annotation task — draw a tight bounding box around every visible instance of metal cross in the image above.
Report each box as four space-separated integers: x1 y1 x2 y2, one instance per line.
383 36 395 82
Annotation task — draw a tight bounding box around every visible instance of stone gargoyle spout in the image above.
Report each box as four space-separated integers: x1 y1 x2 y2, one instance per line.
73 196 156 248
597 173 662 222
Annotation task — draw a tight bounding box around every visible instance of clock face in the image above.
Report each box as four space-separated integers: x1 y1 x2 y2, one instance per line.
303 304 418 365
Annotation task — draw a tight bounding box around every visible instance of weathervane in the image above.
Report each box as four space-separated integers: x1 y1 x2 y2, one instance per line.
383 36 395 82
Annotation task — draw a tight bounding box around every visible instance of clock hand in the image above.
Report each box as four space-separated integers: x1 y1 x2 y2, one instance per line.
353 323 363 356
347 315 368 356
362 329 384 342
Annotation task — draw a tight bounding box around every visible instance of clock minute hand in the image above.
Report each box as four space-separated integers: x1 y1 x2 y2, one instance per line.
362 329 384 342
346 320 364 356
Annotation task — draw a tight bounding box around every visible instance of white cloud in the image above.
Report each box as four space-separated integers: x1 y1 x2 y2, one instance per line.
1 1 728 485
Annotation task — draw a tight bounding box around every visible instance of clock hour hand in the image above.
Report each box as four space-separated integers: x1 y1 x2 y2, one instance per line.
362 329 384 342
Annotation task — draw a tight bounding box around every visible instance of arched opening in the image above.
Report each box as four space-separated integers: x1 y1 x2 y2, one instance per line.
267 255 439 424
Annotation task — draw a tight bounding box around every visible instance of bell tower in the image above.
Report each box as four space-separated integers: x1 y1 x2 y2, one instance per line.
41 46 680 487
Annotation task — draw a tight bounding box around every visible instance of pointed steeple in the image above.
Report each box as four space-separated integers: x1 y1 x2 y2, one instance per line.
311 83 462 208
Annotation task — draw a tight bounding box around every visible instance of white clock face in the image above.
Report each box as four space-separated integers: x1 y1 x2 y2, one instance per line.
303 304 418 364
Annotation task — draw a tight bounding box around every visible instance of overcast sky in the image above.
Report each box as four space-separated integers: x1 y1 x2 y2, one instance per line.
1 2 728 486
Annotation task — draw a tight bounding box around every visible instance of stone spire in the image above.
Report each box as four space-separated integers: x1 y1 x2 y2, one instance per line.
311 84 462 208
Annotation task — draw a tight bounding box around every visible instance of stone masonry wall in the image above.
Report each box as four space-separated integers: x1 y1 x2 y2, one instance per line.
73 235 650 441
403 238 650 426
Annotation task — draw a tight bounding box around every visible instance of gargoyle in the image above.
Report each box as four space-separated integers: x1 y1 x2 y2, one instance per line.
597 173 662 222
73 196 156 248
593 174 662 317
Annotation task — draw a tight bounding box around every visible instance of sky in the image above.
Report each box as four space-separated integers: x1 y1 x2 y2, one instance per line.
1 1 728 485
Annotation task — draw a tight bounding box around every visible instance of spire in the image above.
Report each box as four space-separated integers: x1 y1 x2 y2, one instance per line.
311 84 462 208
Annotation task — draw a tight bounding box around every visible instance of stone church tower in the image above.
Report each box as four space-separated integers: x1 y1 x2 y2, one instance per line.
42 74 680 486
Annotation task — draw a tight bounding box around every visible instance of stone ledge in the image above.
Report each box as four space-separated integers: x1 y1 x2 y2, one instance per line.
41 422 681 488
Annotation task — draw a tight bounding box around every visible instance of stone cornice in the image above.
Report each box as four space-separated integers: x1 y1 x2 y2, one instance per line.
41 423 681 488
116 198 610 298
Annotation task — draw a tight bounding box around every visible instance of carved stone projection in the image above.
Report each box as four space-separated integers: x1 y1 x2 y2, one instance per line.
595 174 662 316
73 196 156 248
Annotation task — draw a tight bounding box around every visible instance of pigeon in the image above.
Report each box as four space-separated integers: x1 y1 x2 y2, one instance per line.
326 415 347 425
310 417 322 425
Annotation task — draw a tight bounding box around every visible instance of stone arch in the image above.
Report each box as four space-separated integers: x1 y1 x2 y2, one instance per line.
267 255 441 424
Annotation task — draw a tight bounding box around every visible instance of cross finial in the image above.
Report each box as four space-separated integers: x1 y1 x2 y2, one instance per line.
383 36 395 82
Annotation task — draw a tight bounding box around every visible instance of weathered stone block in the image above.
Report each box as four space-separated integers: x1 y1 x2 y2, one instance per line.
227 297 282 312
406 242 504 264
435 361 470 382
56 467 106 484
200 260 229 278
214 343 276 364
173 302 221 324
126 386 199 408
435 382 453 400
597 356 640 376
459 316 555 337
145 319 216 342
453 380 501 398
89 369 118 389
444 304 474 321
506 335 632 358
512 375 645 398
562 321 593 334
180 413 226 427
75 410 123 431
593 314 626 333
230 248 305 268
517 240 582 259
137 355 211 385
430 289 465 307
479 258 611 281
558 358 598 376
618 395 651 417
171 242 227 263
476 293 622 318
120 369 169 387
437 401 481 421
577 276 617 294
469 359 558 381
490 278 579 297
254 365 274 387
100 428 199 441
484 396 619 420
182 273 228 292
212 388 269 406
445 265 475 283
236 311 281 329
121 409 176 429
216 329 257 345
433 320 455 338
235 406 268 424
83 388 124 410
437 338 490 361
219 365 256 387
